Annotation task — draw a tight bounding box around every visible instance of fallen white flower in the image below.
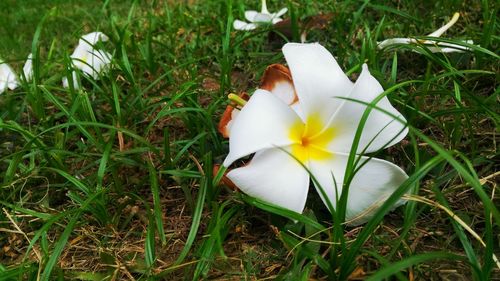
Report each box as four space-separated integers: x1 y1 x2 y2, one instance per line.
233 0 288 31
222 43 409 225
63 31 112 88
377 13 474 53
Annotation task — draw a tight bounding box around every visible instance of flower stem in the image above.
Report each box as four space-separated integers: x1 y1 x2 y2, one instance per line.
228 93 247 107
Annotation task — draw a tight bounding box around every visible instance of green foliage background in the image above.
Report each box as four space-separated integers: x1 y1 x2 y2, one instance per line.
0 0 498 280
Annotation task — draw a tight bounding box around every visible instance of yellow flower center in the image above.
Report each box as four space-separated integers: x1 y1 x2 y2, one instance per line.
288 113 336 163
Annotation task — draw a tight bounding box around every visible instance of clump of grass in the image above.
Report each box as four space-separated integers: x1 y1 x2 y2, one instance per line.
0 0 498 280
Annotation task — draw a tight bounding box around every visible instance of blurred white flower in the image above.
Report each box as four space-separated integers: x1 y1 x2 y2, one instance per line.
63 31 112 88
23 53 33 82
378 13 474 53
0 60 19 94
222 43 409 225
233 0 288 31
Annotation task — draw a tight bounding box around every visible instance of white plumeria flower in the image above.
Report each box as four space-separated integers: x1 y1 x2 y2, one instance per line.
233 0 288 31
23 53 33 82
63 31 112 88
0 59 19 94
378 13 474 53
222 43 409 225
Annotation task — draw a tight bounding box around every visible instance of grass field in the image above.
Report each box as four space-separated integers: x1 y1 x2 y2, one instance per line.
0 0 499 280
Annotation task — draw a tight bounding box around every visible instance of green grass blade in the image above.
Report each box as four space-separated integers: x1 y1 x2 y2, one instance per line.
366 252 465 281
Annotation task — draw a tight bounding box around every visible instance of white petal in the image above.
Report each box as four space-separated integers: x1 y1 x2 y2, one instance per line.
71 48 111 79
282 43 354 124
423 40 473 53
70 44 92 70
244 10 258 22
7 75 19 90
227 147 310 213
223 89 301 167
427 12 460 37
271 80 294 104
74 32 108 56
326 64 408 153
72 73 80 89
62 72 80 89
62 77 69 88
272 17 283 24
377 38 413 49
260 64 297 105
0 79 6 94
428 46 465 53
71 43 90 60
218 93 250 138
309 152 408 226
95 49 112 65
87 50 112 78
0 63 19 90
253 13 273 23
290 103 304 120
274 7 288 18
79 31 109 47
225 109 240 135
23 53 33 82
425 46 464 53
220 108 241 138
233 19 257 30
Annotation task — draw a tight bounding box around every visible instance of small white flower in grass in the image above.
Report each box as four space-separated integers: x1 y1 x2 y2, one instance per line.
23 53 33 82
233 0 288 31
0 59 19 94
63 31 112 88
222 43 409 225
378 13 474 53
